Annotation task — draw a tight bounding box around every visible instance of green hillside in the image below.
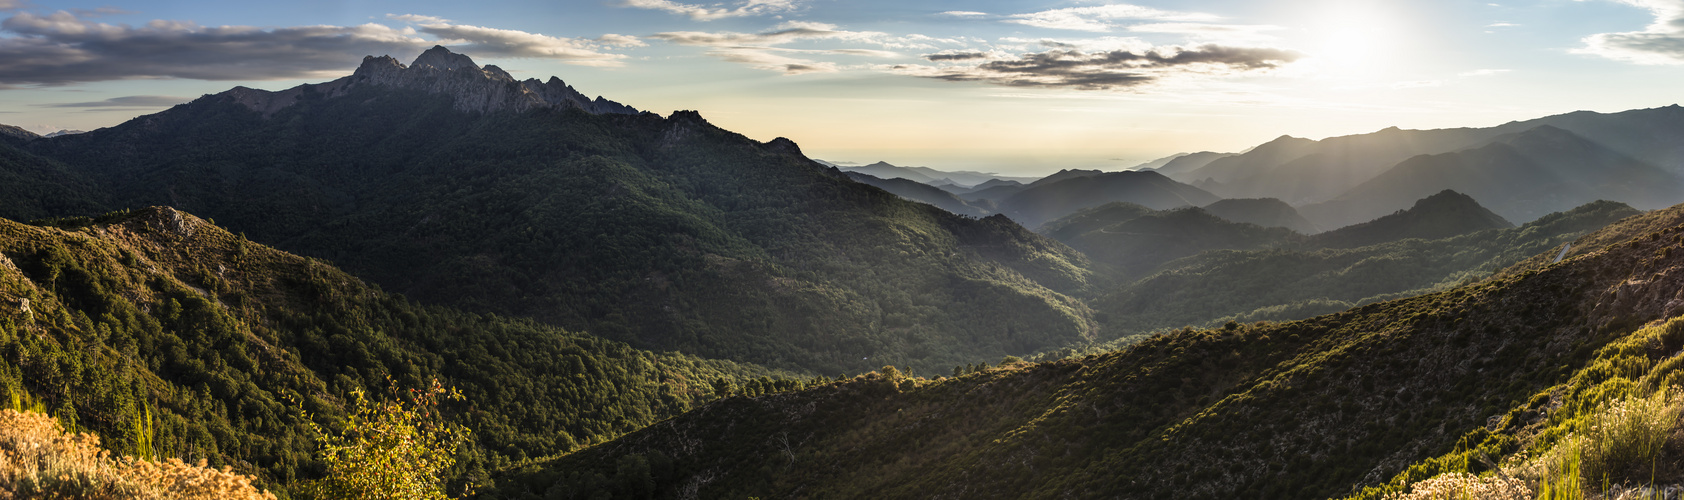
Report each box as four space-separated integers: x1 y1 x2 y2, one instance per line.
0 207 793 496
484 202 1684 499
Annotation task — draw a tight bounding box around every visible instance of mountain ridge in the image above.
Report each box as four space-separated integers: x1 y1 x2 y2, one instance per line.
2 48 1101 374
213 45 640 118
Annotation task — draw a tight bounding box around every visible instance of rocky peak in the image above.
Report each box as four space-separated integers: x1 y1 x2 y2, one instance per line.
218 46 642 116
410 45 480 71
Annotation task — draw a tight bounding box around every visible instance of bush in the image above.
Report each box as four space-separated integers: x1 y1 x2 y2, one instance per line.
296 379 473 500
0 409 275 499
1552 388 1680 486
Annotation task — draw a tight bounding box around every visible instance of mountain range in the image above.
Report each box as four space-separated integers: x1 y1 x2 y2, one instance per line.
1 47 1099 375
6 45 1684 499
833 160 1038 187
485 204 1684 499
837 106 1684 238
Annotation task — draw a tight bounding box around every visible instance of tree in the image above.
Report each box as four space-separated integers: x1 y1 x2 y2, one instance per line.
297 379 472 500
711 377 736 399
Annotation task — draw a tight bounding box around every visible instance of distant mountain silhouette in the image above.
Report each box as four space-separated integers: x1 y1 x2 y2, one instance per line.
1026 168 1106 188
1153 105 1684 224
1202 198 1319 234
1148 151 1236 178
997 170 1220 229
1301 126 1684 229
1306 190 1512 249
838 161 1037 187
843 171 992 217
1041 204 1298 276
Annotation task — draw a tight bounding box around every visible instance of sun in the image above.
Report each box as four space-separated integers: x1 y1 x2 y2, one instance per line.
1304 0 1406 80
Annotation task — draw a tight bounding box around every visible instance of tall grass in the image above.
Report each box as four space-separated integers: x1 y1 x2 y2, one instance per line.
1525 387 1680 499
1575 388 1680 485
0 409 276 499
1534 439 1584 500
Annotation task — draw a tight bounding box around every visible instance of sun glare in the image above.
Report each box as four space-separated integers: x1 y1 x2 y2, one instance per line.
1305 0 1404 80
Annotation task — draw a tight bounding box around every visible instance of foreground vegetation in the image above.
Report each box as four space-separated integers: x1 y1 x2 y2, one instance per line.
0 407 275 499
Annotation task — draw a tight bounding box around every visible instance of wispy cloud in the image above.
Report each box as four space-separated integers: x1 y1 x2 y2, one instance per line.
619 0 799 21
595 34 647 47
1006 4 1218 32
1390 80 1443 89
894 42 1301 90
409 22 628 64
40 95 190 108
1458 68 1510 77
651 21 927 74
1127 23 1283 43
1576 0 1684 64
939 11 988 18
0 10 632 85
1486 22 1519 28
387 13 449 24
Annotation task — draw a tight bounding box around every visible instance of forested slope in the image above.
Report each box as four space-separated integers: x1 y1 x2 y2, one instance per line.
0 207 794 495
485 202 1684 499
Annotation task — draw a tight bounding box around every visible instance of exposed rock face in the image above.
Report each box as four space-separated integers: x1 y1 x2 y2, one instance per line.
215 45 641 116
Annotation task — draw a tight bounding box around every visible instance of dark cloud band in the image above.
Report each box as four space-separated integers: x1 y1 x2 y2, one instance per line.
902 44 1300 90
0 11 625 86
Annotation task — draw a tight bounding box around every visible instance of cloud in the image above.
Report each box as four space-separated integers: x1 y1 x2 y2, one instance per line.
0 0 21 11
1458 68 1509 77
1006 4 1218 32
619 0 799 21
413 23 627 65
923 51 989 61
0 10 632 85
387 14 449 24
940 11 988 18
1485 22 1518 28
651 21 918 74
595 34 647 47
41 95 191 108
1576 0 1684 64
1127 22 1283 43
1390 80 1443 89
893 43 1300 90
651 21 884 46
712 49 836 74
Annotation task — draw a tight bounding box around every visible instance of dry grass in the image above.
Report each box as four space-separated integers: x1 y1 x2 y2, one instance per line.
1381 472 1532 500
0 409 275 499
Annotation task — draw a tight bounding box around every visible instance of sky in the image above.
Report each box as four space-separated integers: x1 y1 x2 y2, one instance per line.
1 0 1682 176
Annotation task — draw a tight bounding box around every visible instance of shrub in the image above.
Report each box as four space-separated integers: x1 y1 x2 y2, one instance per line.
1380 472 1530 500
1566 388 1679 485
295 379 473 500
0 409 276 499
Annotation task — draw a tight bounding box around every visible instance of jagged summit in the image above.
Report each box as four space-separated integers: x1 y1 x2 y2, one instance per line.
411 45 479 71
215 46 642 116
